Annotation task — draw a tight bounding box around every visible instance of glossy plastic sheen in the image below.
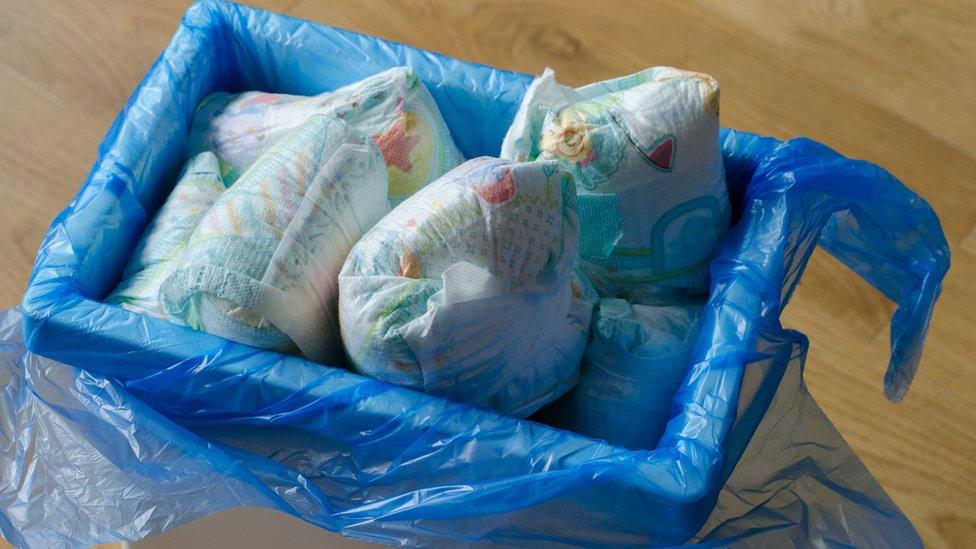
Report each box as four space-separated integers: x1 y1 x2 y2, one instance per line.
17 0 948 546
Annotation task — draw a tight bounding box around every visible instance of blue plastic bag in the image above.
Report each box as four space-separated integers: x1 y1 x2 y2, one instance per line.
11 1 948 546
0 306 922 547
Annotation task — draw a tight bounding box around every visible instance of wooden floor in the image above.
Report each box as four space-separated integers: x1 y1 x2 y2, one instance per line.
1 1 974 547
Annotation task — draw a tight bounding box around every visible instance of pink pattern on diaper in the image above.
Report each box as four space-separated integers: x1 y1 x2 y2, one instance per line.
475 168 516 204
373 115 420 173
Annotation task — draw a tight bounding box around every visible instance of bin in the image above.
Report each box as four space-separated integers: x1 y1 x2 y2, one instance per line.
20 1 949 545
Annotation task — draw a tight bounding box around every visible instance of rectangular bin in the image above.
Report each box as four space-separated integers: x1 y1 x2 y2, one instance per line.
21 1 946 545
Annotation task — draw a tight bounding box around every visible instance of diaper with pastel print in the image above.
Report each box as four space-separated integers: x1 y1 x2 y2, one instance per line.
338 157 592 417
502 67 731 300
162 115 389 363
544 297 703 450
189 66 463 204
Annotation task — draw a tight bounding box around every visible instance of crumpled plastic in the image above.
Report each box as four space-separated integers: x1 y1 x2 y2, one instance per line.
13 1 949 547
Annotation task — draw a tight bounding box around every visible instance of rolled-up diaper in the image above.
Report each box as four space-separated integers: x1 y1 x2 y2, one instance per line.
502 67 730 300
547 297 702 450
189 66 463 203
339 157 591 417
162 115 389 362
107 152 226 320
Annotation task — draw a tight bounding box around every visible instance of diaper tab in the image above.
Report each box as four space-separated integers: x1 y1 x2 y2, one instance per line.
442 262 510 304
576 192 622 259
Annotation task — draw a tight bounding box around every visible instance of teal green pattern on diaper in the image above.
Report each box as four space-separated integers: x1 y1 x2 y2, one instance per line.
576 192 622 258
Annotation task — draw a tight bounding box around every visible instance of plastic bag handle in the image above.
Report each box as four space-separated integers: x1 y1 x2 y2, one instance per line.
719 130 950 401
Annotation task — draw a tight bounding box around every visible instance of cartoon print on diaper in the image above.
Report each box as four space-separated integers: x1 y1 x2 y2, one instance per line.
540 104 625 190
638 134 676 172
473 164 516 204
541 109 592 165
593 196 727 285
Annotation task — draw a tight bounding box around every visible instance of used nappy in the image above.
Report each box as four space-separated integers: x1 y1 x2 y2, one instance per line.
339 157 592 417
189 66 463 203
502 67 731 300
162 115 389 362
107 152 226 320
547 297 703 450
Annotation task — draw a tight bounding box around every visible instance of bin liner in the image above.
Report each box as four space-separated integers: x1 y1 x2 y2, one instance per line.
0 305 923 547
13 0 949 546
